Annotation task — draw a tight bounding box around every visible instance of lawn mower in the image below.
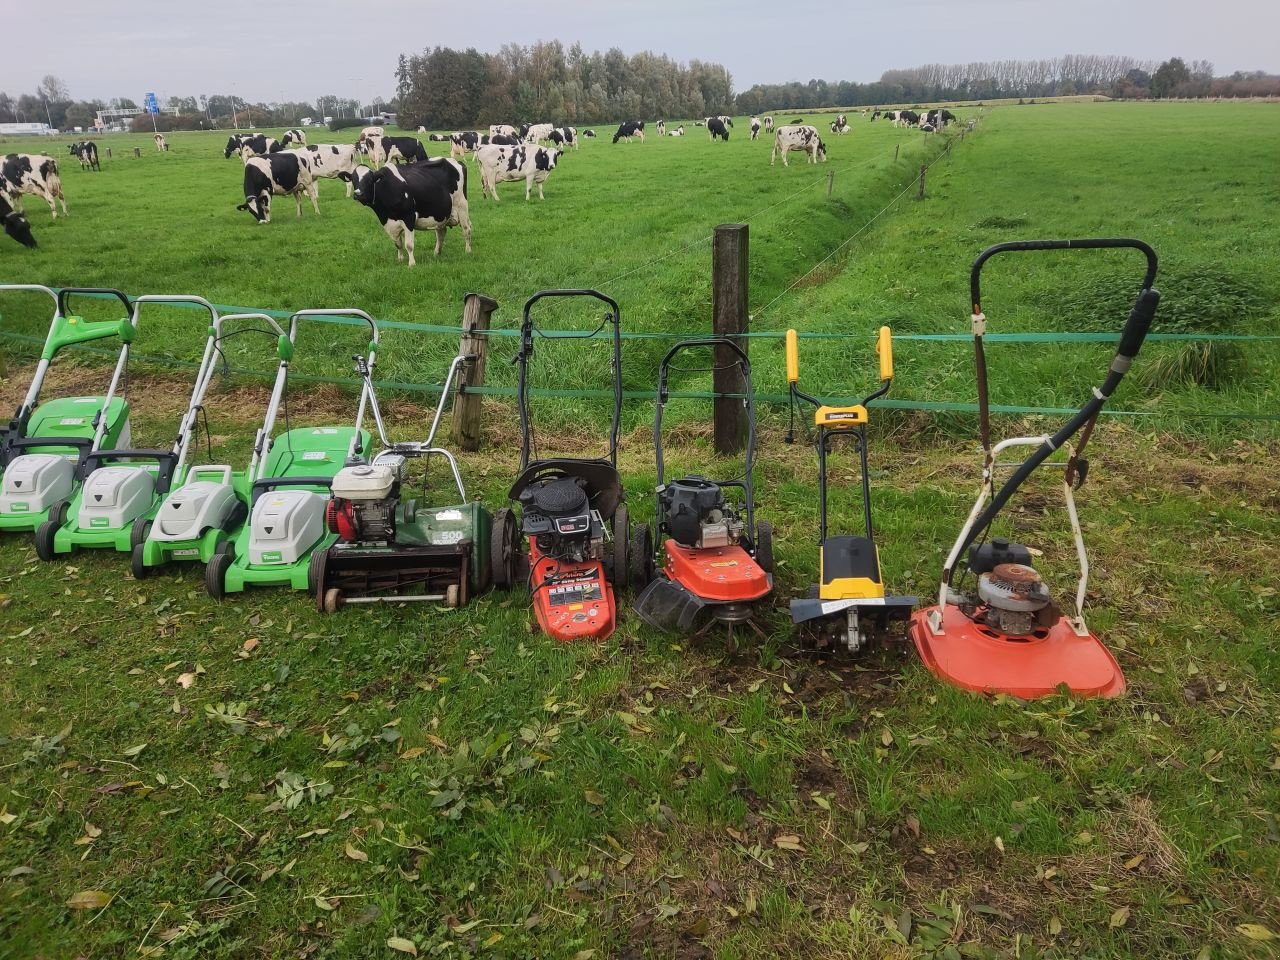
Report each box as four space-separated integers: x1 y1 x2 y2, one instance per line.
134 311 299 578
910 238 1161 699
0 286 136 536
311 349 516 612
206 309 377 598
631 337 773 635
35 295 224 562
785 326 917 651
505 289 629 641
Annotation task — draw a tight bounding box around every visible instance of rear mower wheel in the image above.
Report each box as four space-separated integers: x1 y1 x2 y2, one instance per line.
131 544 149 580
130 519 152 552
754 519 775 574
610 503 629 590
308 549 327 597
323 588 343 614
51 500 70 527
630 522 655 590
489 508 517 589
205 551 230 600
34 520 58 562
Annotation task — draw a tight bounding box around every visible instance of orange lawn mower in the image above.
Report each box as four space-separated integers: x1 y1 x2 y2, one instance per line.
909 238 1161 699
631 338 773 636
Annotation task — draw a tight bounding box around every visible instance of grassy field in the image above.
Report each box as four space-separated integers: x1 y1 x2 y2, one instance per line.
1 102 1278 959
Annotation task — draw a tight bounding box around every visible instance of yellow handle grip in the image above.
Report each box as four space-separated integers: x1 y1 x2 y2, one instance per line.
785 329 800 384
877 325 893 381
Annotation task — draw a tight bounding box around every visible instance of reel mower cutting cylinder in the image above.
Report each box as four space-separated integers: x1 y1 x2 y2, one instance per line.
785 326 916 652
910 238 1161 699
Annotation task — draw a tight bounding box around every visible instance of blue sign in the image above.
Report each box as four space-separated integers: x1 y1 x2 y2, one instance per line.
144 92 159 114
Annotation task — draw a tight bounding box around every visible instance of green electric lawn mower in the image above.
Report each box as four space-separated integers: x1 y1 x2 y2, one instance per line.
0 285 136 536
205 309 378 599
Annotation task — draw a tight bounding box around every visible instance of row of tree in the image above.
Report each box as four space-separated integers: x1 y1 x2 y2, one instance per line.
394 41 734 129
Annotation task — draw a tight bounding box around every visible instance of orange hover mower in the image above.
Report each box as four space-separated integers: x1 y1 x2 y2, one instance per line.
910 239 1161 699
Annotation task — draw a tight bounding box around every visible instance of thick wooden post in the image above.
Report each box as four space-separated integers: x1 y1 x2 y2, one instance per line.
917 164 927 199
451 292 499 451
712 224 748 455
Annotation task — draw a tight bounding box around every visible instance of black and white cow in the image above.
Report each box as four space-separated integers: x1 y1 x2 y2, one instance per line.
153 133 169 152
870 110 882 121
763 116 774 131
428 133 451 142
68 141 99 171
666 126 685 137
656 120 667 137
350 158 472 266
359 126 385 142
360 136 429 166
899 110 921 127
302 144 360 196
2 154 68 218
1 193 36 248
489 124 519 138
281 128 307 148
750 117 761 140
224 134 280 159
547 126 577 150
417 126 428 134
523 123 554 143
236 151 319 223
770 125 827 166
582 129 596 138
924 108 957 127
473 144 562 201
830 114 849 134
705 115 733 129
450 131 482 156
612 121 645 143
707 117 730 141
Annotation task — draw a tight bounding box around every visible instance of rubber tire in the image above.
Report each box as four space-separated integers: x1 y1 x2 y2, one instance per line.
213 538 235 560
631 522 655 590
308 548 327 597
323 587 342 614
205 551 230 600
445 584 460 608
130 519 152 552
51 500 70 527
131 544 148 580
34 520 59 562
755 519 775 574
610 503 629 591
489 508 516 590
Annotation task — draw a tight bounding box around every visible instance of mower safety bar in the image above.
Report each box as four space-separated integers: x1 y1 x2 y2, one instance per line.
56 287 132 317
969 239 1158 314
656 337 749 403
79 448 180 492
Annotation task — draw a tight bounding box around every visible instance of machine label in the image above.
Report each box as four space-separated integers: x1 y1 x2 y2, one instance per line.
433 530 465 545
73 397 97 404
436 509 464 521
710 560 738 568
59 418 86 426
10 503 28 512
312 428 339 435
173 548 199 558
262 551 283 562
90 517 109 528
548 580 603 608
302 452 327 461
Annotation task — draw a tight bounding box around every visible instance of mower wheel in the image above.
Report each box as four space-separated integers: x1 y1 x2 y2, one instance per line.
213 538 235 560
755 519 775 574
446 584 460 608
51 500 70 528
308 549 327 597
205 551 230 600
34 520 59 562
490 507 517 590
131 544 149 580
631 522 655 590
323 588 343 614
609 503 629 589
131 519 152 552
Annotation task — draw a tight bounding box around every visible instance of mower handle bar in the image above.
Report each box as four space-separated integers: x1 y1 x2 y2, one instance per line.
656 337 750 403
288 308 381 343
217 312 289 339
786 326 894 413
55 287 132 317
0 284 58 310
78 448 180 495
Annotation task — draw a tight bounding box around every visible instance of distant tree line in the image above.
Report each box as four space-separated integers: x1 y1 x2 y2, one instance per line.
735 55 1280 110
395 41 735 128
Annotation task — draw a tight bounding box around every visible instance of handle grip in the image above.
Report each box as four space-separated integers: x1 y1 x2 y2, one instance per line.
785 330 800 385
876 326 893 381
1118 288 1160 361
57 287 132 317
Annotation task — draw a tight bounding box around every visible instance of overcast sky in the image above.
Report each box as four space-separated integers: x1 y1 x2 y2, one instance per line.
3 0 1276 104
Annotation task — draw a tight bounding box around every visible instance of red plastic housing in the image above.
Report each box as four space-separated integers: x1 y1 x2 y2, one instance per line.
661 542 771 603
528 542 616 641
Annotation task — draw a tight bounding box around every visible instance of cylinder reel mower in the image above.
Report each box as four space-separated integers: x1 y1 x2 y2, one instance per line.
504 290 630 642
632 337 773 635
785 327 916 652
909 239 1161 699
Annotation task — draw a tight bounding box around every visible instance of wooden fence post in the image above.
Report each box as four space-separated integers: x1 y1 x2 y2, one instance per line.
894 143 900 162
917 164 927 199
132 147 140 158
712 224 748 455
826 169 835 197
106 147 113 158
451 292 499 452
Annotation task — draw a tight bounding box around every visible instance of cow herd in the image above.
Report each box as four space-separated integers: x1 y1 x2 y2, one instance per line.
1 107 958 255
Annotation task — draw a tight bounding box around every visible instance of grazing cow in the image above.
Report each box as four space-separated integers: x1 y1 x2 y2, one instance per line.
490 124 518 138
870 110 882 121
920 121 937 134
360 136 428 166
924 109 957 127
68 140 99 171
790 118 804 124
473 144 562 201
705 115 733 129
153 133 170 152
303 144 360 196
582 129 596 138
359 126 385 142
750 117 761 140
450 131 482 156
830 114 849 134
612 121 645 143
224 134 280 158
235 151 319 223
1 193 36 248
547 126 577 150
281 128 307 148
899 110 921 127
2 154 68 218
770 125 827 166
656 120 667 137
666 126 685 137
763 116 774 131
524 123 554 143
707 117 730 141
350 158 472 266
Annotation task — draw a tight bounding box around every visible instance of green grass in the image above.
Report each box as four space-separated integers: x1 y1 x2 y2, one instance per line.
1 102 1278 959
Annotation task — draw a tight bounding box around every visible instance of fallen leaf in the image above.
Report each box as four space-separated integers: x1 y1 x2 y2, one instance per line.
123 743 148 758
773 834 805 851
1123 854 1146 871
7 866 34 877
1109 906 1131 928
782 682 795 695
243 638 259 653
572 951 596 960
399 747 427 761
583 790 605 806
482 932 504 947
313 895 338 911
881 728 894 747
345 842 369 862
1049 915 1062 936
0 809 16 826
994 836 1005 853
386 936 418 955
177 672 196 689
1237 924 1276 941
66 890 112 910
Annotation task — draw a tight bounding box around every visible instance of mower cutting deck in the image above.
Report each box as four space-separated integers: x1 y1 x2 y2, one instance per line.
910 238 1161 699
